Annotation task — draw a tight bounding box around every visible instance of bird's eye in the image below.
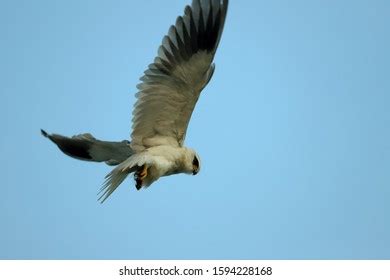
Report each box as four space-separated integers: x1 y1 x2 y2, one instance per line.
192 156 199 168
192 156 199 175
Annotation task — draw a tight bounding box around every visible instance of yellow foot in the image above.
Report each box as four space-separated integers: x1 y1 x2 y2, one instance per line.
138 165 148 180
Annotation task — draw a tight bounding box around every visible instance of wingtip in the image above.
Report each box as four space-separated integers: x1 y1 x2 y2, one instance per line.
41 129 49 137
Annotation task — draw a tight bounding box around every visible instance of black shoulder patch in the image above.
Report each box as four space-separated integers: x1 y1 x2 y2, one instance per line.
56 138 92 160
47 134 93 161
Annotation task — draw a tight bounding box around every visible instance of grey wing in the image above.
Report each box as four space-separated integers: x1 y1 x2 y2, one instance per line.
131 0 228 151
41 129 133 166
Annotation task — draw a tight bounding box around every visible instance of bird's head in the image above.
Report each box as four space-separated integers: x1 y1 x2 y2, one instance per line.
183 148 201 176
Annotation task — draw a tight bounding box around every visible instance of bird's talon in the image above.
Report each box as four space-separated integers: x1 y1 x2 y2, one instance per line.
135 165 148 180
134 165 148 190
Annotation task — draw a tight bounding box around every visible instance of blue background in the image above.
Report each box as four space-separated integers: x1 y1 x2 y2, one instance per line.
1 0 389 259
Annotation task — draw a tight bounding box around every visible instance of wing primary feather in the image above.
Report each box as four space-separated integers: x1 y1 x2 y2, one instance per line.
174 18 190 61
197 1 206 50
166 33 183 63
187 8 199 53
162 36 179 66
178 16 193 57
191 0 201 31
200 0 211 32
168 25 179 51
205 1 215 50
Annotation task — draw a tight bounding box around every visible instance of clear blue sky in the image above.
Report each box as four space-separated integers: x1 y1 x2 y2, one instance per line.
1 0 389 259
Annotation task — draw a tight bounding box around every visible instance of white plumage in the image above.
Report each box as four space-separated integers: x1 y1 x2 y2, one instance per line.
42 0 228 202
100 146 200 201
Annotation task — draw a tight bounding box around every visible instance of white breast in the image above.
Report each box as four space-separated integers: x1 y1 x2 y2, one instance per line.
142 145 189 186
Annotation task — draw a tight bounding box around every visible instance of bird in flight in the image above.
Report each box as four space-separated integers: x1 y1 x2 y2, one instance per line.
42 0 229 202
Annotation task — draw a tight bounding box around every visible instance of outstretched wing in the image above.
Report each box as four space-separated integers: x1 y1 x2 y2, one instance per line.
131 0 228 151
41 129 133 166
